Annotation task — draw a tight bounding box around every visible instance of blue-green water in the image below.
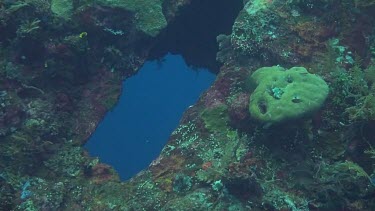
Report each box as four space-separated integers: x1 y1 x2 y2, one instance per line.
85 54 215 180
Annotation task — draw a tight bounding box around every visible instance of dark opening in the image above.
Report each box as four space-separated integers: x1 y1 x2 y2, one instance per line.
258 101 268 114
149 0 243 72
85 54 215 180
85 0 243 180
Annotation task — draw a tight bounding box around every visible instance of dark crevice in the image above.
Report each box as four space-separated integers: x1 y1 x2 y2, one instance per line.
149 0 243 73
258 100 268 114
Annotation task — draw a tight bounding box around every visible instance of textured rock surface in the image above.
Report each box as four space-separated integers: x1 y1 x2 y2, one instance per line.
51 0 74 20
95 0 167 36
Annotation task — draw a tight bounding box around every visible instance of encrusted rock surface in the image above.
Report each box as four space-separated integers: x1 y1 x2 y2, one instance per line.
1 0 375 210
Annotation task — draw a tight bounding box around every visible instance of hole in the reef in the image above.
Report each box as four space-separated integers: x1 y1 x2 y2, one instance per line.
85 54 215 181
286 75 293 83
149 0 243 73
292 96 302 103
258 100 268 114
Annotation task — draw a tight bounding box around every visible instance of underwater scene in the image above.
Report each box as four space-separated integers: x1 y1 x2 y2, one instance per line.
1 0 375 210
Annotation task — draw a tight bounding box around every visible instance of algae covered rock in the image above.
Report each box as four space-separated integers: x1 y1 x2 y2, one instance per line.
95 0 167 37
201 105 229 132
248 66 329 124
51 0 74 20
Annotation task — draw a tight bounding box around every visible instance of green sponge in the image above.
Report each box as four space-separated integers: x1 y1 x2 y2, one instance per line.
248 66 329 124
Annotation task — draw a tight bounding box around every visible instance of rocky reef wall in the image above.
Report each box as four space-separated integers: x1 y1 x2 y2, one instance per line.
1 0 375 210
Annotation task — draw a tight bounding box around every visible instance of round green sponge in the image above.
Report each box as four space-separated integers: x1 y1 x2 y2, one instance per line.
248 66 329 124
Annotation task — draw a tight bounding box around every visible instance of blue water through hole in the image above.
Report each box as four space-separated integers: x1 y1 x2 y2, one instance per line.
84 54 216 180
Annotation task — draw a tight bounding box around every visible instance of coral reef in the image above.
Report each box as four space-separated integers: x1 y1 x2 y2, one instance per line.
1 0 375 210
